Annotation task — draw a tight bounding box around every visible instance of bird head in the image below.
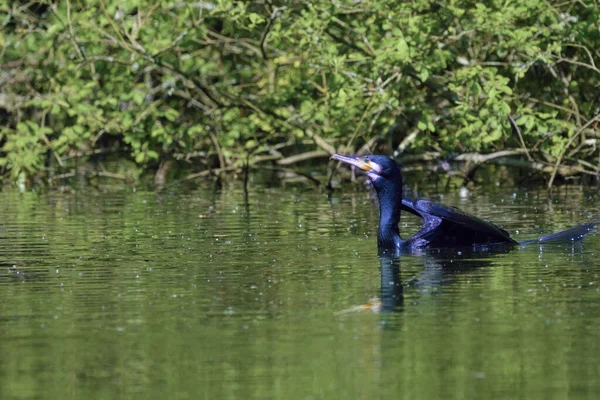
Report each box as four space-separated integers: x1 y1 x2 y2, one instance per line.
331 154 401 185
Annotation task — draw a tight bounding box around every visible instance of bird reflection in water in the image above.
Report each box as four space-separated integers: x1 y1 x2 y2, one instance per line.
336 247 509 315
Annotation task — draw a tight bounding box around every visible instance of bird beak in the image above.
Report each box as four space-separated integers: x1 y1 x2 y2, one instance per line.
331 154 376 172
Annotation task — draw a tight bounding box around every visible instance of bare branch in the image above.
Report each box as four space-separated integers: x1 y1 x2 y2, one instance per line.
277 150 330 165
509 116 533 161
548 114 600 188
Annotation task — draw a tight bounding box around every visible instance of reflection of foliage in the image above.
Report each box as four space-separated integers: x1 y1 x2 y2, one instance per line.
1 0 599 184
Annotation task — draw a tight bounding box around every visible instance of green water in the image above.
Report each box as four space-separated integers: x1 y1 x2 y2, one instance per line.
1 183 600 399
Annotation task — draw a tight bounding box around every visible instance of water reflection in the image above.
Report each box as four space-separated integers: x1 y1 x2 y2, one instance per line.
1 186 600 399
374 249 505 314
338 249 502 314
379 254 403 312
375 242 588 315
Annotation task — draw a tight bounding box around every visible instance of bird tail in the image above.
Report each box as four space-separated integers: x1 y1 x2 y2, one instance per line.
519 220 599 246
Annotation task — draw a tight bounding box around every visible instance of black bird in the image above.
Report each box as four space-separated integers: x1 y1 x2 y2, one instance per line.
332 154 597 253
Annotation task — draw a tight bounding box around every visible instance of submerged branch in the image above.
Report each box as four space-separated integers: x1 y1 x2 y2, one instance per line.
49 170 131 182
177 165 241 183
257 165 322 186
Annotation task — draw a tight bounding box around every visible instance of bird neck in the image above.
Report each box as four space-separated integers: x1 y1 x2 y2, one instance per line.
375 179 403 249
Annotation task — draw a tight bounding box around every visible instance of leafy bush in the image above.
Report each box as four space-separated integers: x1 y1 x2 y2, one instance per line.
1 0 599 185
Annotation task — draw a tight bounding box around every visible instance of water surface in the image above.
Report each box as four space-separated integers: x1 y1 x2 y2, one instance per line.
1 182 600 399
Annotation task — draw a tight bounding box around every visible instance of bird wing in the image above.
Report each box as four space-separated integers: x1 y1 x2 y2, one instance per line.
401 198 518 245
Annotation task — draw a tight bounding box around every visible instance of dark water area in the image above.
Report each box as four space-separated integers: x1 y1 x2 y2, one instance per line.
1 181 600 399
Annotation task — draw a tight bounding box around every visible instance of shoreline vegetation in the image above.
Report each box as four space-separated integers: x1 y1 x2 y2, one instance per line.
1 1 599 189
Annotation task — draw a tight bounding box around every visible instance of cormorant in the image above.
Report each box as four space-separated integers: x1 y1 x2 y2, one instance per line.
332 154 597 253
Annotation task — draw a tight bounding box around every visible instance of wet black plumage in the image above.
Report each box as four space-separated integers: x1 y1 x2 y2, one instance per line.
332 154 597 253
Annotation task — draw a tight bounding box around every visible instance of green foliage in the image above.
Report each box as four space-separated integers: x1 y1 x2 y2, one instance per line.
0 122 48 180
1 0 599 184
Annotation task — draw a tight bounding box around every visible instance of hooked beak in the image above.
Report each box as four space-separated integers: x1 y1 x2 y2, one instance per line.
331 154 380 174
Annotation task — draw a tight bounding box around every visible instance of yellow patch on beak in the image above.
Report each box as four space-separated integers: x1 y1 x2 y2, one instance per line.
360 160 377 172
330 154 380 174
